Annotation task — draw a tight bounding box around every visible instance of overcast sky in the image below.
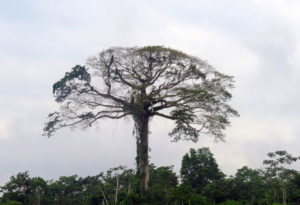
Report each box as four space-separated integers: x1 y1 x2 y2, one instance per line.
1 0 300 185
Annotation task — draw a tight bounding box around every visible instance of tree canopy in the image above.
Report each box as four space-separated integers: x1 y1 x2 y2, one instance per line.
180 147 224 191
43 46 238 191
44 46 237 140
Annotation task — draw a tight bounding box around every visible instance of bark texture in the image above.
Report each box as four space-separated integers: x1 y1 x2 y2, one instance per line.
135 114 150 191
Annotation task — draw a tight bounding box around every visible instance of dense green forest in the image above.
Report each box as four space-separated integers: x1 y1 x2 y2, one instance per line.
1 148 299 205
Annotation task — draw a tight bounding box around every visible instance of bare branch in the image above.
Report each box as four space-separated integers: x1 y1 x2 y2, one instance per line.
152 112 174 120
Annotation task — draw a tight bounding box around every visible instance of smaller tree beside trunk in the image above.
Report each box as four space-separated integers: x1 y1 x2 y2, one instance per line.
263 150 300 205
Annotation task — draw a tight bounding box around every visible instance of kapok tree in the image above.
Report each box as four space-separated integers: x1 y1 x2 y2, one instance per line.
43 46 238 191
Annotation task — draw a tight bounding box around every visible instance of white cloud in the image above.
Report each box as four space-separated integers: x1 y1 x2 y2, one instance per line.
157 23 260 77
0 118 10 139
228 115 296 142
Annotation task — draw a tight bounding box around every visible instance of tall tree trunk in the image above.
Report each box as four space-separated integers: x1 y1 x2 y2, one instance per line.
282 182 287 205
115 175 119 204
273 188 277 202
135 114 150 192
128 178 131 194
34 191 41 205
100 186 109 205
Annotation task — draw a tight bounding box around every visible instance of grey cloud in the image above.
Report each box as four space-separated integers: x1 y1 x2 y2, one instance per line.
1 0 300 186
